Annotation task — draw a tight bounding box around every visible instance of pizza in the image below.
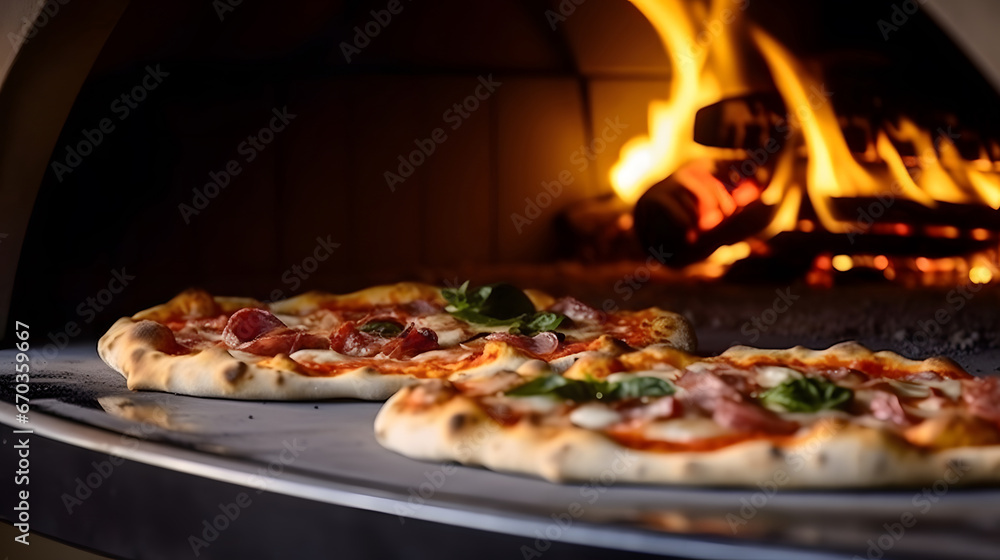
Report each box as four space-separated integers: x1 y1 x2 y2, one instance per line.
98 282 696 400
375 341 1000 487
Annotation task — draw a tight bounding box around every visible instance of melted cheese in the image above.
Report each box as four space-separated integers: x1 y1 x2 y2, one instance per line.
289 349 351 364
549 349 620 372
755 366 803 388
274 313 302 327
642 417 735 443
570 403 622 430
607 369 681 384
515 359 550 376
411 347 473 362
915 378 962 401
512 396 561 414
410 313 475 347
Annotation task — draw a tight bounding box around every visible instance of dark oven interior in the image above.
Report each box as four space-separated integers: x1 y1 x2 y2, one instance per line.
3 0 1000 361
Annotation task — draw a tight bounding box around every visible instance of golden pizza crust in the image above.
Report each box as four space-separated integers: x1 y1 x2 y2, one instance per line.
374 343 1000 487
98 316 417 400
375 388 1000 487
717 342 970 379
98 282 696 401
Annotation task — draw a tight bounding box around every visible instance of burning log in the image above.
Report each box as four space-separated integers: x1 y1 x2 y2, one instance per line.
555 194 643 262
633 160 776 267
632 154 1000 270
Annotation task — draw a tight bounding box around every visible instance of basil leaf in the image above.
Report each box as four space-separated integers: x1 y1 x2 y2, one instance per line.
506 375 571 397
443 282 537 324
359 320 403 338
441 280 471 310
509 312 565 336
506 376 610 401
450 308 517 327
476 283 537 320
507 375 675 403
609 377 675 400
759 377 853 413
558 378 615 402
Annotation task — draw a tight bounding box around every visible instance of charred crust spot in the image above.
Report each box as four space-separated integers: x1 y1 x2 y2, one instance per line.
130 348 146 364
769 446 784 460
449 413 467 433
224 362 248 383
816 453 828 466
275 374 285 386
130 321 177 351
552 442 573 464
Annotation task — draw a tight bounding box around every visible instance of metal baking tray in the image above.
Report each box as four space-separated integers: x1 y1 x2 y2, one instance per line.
2 343 999 559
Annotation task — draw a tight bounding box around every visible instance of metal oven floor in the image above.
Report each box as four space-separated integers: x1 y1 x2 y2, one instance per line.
2 343 999 559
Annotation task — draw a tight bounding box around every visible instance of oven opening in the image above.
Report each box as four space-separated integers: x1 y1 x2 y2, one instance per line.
5 0 1000 352
566 1 1000 288
3 2 1000 559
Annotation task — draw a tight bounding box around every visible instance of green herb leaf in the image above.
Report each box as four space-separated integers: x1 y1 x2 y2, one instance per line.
609 377 675 400
449 308 516 327
442 282 535 320
759 377 853 413
443 282 564 335
509 312 565 336
441 280 471 310
476 283 536 320
358 320 403 338
506 375 572 397
506 375 674 403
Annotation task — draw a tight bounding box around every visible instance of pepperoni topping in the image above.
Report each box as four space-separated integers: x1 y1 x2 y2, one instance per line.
868 390 915 427
330 322 386 357
548 297 603 323
223 308 285 346
675 370 742 412
222 309 328 355
484 332 560 356
381 324 440 359
237 330 330 355
676 369 798 435
712 399 800 435
962 377 1000 423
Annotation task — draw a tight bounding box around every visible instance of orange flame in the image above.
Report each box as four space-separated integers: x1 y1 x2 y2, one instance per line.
610 0 748 205
612 0 1000 274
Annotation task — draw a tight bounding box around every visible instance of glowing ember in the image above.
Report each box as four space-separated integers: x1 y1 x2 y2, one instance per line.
612 0 1000 283
707 241 751 266
970 266 994 284
831 255 853 272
